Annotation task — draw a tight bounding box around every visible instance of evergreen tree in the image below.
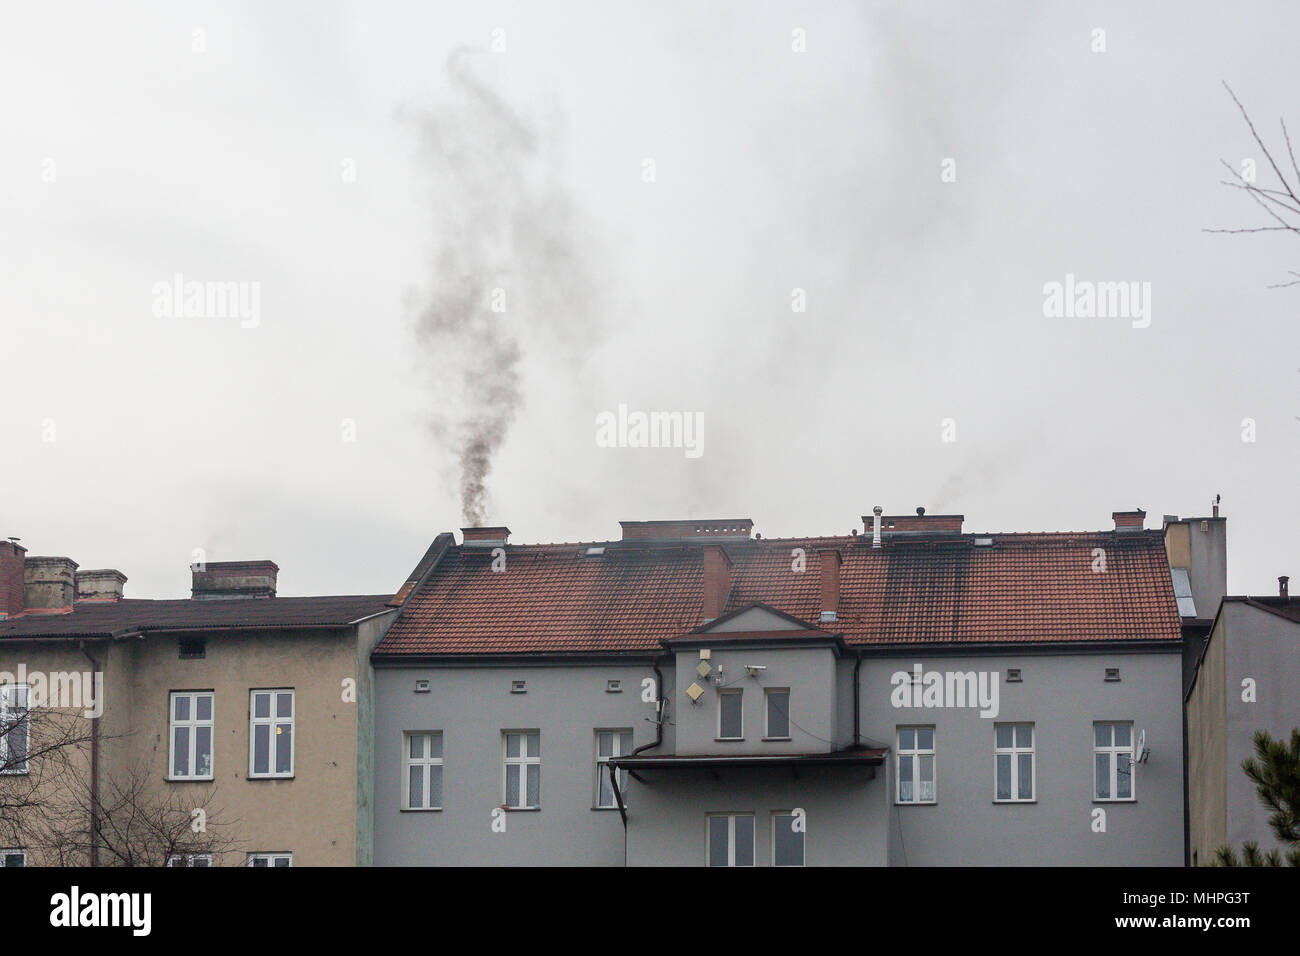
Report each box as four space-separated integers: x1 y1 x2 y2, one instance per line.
1212 729 1300 866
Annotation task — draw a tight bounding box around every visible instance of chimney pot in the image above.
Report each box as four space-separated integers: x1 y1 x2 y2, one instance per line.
1280 575 1290 599
1113 509 1146 532
24 556 79 610
76 569 128 602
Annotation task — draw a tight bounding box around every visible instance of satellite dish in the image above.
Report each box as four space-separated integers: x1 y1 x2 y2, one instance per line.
1135 729 1149 764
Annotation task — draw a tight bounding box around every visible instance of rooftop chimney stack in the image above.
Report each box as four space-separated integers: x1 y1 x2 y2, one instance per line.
76 569 128 602
461 526 511 548
620 519 753 543
701 545 732 622
1280 576 1290 600
0 539 26 618
191 560 278 600
24 556 80 610
865 509 963 539
818 549 842 623
871 506 883 549
1113 510 1146 532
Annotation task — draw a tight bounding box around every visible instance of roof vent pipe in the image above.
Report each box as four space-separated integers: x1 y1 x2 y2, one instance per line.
872 505 883 549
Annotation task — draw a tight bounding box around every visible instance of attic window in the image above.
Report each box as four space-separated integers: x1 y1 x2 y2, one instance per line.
974 537 994 547
606 679 622 693
584 547 606 557
1006 668 1022 683
511 680 527 694
1104 668 1121 682
178 637 205 660
1171 568 1197 617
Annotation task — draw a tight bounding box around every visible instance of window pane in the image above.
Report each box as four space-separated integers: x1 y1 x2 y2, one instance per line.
996 754 1011 799
1117 753 1132 799
174 695 190 721
273 857 290 867
276 693 292 718
428 733 443 759
173 727 189 776
1095 753 1111 799
708 817 729 866
996 726 1012 749
506 734 520 758
409 734 424 759
253 723 270 774
429 765 443 807
774 814 803 866
734 816 755 867
409 765 424 808
720 693 742 738
275 723 292 774
1017 754 1033 799
196 695 212 722
598 733 613 758
253 693 270 719
898 728 915 751
526 733 539 758
526 764 540 807
195 727 212 776
916 728 933 750
1095 724 1110 748
598 764 614 807
505 764 520 806
194 856 210 868
1015 725 1032 748
767 692 789 738
251 857 268 867
1114 724 1131 748
898 754 913 801
619 732 633 754
918 755 934 801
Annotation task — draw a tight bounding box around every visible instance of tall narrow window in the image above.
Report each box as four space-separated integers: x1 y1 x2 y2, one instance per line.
896 726 936 803
249 690 294 778
1094 722 1135 801
706 814 755 867
994 723 1035 802
503 731 540 809
404 732 444 810
169 692 214 779
0 684 30 775
765 689 791 739
772 811 805 866
595 730 633 809
718 689 743 740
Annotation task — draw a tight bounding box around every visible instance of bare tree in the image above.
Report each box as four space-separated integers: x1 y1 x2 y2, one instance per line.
1208 83 1300 288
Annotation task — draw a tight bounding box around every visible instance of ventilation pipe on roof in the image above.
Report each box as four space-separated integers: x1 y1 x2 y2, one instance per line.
1280 576 1290 600
871 506 883 549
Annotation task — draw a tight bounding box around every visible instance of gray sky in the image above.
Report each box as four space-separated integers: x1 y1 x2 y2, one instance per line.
2 0 1297 599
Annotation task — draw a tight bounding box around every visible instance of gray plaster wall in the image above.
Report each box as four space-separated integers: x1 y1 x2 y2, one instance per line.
372 660 666 866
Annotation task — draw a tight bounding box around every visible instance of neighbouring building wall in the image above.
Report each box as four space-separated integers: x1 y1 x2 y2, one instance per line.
353 610 397 867
372 660 666 866
1187 614 1227 865
850 648 1185 866
1223 603 1300 856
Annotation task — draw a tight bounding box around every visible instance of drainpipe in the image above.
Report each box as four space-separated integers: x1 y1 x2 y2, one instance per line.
852 650 863 750
80 641 101 867
629 657 668 758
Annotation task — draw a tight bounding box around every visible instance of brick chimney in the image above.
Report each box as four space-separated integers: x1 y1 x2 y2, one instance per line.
701 545 732 622
864 509 964 538
621 519 753 543
191 560 278 600
24 556 79 610
76 569 127 602
818 549 841 622
1113 510 1146 532
0 539 26 618
461 526 511 548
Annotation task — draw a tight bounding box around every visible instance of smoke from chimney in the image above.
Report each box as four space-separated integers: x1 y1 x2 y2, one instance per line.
406 48 602 526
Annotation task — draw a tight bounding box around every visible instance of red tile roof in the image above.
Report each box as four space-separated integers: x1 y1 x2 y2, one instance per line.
374 529 1181 657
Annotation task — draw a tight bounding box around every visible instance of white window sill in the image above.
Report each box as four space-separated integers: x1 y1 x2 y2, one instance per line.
166 776 215 783
992 799 1037 804
1093 798 1137 804
713 737 744 743
247 775 295 781
894 800 938 806
762 737 792 742
400 806 443 812
501 806 540 812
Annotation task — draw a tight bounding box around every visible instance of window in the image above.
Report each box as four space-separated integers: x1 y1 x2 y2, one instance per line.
178 637 206 660
249 690 294 778
995 723 1035 801
1094 722 1135 801
1 849 25 867
246 853 291 867
503 731 540 809
169 692 214 780
897 726 936 803
0 684 30 775
595 730 633 809
404 732 443 810
717 689 743 739
706 813 755 867
167 853 212 867
772 811 805 866
764 689 790 739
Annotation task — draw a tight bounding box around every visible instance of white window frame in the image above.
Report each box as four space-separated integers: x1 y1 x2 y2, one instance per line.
994 722 1035 802
168 691 214 780
167 853 212 867
896 725 937 804
594 729 633 809
248 689 294 779
502 731 540 809
706 813 755 867
1 848 26 867
246 852 292 867
717 688 743 740
764 688 791 740
403 731 444 810
1094 721 1136 802
771 810 805 867
0 684 31 775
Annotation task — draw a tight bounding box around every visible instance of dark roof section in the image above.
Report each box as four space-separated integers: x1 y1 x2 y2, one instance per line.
0 595 395 640
374 528 1182 657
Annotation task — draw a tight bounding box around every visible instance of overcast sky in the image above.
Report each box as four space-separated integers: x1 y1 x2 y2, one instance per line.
2 1 1297 599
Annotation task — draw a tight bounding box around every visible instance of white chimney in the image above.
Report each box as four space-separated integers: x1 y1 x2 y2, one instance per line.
872 505 883 549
